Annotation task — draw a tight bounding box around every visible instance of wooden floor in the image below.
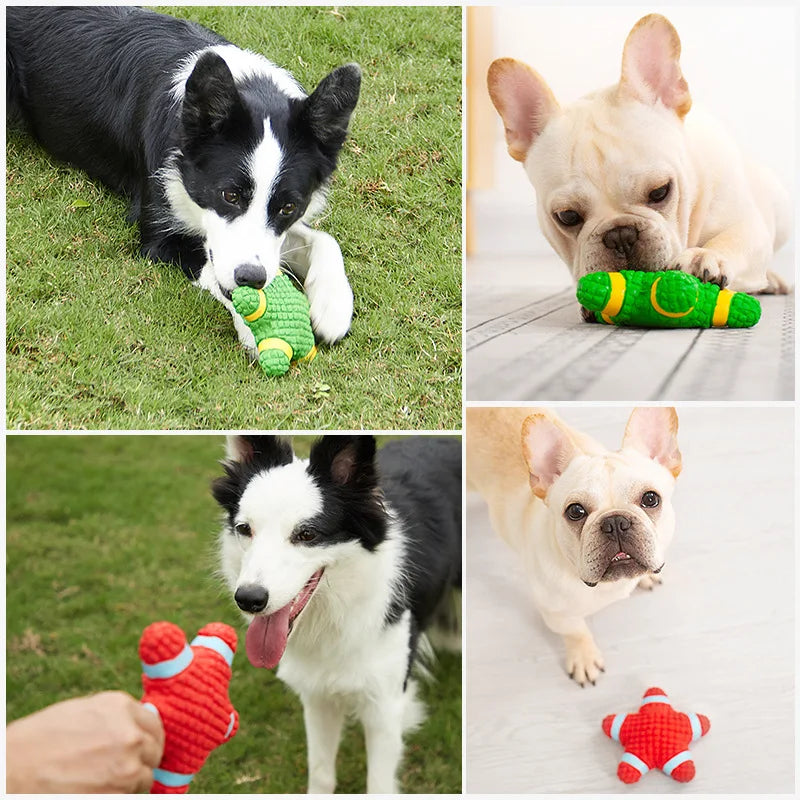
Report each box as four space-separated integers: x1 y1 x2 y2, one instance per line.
465 406 795 793
466 254 795 401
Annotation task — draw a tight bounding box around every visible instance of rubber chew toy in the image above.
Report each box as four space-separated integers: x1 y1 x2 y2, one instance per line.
232 272 317 376
139 622 239 793
602 687 710 784
577 269 761 328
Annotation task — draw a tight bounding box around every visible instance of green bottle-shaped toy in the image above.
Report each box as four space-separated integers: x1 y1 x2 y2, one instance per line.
232 273 317 376
576 270 761 328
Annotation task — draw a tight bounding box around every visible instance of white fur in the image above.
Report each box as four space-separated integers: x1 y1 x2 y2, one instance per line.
219 461 423 794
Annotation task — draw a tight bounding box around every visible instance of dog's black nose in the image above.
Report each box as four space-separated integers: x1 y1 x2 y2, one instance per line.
602 225 638 258
600 514 632 538
234 263 267 289
234 584 269 613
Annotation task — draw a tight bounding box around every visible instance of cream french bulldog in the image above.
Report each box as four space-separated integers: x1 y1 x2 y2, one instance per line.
487 13 790 297
466 406 681 686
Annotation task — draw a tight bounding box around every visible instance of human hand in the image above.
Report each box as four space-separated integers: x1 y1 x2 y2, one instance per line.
6 690 165 793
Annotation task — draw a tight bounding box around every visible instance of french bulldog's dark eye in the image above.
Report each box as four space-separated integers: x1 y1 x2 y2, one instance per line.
279 202 297 217
648 182 671 203
555 209 584 227
234 522 252 538
291 527 318 544
641 491 661 508
565 503 587 521
222 189 241 206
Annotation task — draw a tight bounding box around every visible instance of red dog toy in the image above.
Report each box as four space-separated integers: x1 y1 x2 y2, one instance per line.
602 687 710 783
139 621 239 793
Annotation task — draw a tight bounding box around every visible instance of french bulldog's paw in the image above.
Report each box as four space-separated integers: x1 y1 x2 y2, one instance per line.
637 573 663 591
672 247 729 289
580 305 600 323
564 635 605 687
308 284 354 344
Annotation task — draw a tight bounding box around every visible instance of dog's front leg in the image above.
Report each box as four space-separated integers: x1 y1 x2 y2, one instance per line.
540 610 605 687
282 223 354 344
359 694 405 793
301 692 345 794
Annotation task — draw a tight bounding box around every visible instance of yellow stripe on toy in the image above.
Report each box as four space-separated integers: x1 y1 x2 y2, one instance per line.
295 344 318 364
601 272 627 323
650 276 696 318
258 338 293 361
711 289 733 327
243 291 267 322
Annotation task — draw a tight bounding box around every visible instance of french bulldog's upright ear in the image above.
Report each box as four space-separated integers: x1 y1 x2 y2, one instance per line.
622 407 682 478
619 14 692 118
521 414 578 500
488 58 559 162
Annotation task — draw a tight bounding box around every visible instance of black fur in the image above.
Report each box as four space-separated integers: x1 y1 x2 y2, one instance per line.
6 7 360 279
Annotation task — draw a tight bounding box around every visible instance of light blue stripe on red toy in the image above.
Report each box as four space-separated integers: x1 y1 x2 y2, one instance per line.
225 711 235 738
662 750 692 776
620 752 649 775
142 644 193 678
640 694 670 706
688 712 702 741
153 767 195 788
190 634 234 667
609 713 626 742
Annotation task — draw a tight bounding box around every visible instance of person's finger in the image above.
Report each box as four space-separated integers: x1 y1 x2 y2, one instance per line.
132 702 165 749
138 728 164 769
133 765 156 794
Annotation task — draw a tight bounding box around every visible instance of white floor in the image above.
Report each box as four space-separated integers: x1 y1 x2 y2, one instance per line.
465 406 795 793
466 252 795 401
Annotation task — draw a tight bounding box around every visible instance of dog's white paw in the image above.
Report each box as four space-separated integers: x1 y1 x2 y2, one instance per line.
564 633 605 687
637 572 663 591
308 282 354 344
671 247 729 288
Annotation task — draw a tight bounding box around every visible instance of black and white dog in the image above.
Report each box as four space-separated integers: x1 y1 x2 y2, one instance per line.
6 7 360 350
212 435 462 793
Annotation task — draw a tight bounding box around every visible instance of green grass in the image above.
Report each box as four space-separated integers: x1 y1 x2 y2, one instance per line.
6 6 462 430
5 434 462 793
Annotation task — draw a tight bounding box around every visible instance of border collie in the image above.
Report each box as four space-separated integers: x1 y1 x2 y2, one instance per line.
212 435 462 793
6 7 360 351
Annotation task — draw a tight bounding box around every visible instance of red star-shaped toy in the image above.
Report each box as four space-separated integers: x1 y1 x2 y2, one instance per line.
602 687 710 783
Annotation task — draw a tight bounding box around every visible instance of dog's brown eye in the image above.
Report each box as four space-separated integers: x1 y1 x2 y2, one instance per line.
292 527 317 544
648 182 671 203
555 209 583 227
222 190 240 206
565 503 587 521
234 522 252 538
641 491 660 508
279 202 297 217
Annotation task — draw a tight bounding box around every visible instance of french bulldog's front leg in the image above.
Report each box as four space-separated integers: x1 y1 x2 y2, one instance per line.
282 223 354 344
672 221 774 293
541 610 605 687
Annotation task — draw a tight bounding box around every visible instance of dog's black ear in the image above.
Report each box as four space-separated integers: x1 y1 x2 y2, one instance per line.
299 64 361 154
182 52 248 144
308 434 376 489
211 436 294 513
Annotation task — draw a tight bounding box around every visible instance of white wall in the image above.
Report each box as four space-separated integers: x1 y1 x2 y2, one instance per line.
479 6 795 257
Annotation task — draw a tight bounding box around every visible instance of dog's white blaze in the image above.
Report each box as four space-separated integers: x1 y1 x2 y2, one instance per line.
170 44 306 103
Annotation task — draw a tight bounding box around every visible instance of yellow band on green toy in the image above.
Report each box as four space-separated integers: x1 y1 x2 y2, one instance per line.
601 271 626 323
244 291 267 322
295 344 318 364
258 337 293 361
711 289 733 327
650 276 695 318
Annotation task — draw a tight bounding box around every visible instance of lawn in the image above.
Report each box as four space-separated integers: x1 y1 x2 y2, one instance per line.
6 6 462 431
5 434 462 793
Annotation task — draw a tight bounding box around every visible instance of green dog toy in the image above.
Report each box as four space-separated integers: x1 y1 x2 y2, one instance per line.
576 270 761 328
232 273 317 377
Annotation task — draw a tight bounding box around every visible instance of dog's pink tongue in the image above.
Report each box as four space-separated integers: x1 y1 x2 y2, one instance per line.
245 606 291 669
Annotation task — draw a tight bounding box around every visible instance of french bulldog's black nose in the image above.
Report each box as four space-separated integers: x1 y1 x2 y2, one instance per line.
234 584 269 613
234 263 267 289
602 225 638 258
600 514 632 538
